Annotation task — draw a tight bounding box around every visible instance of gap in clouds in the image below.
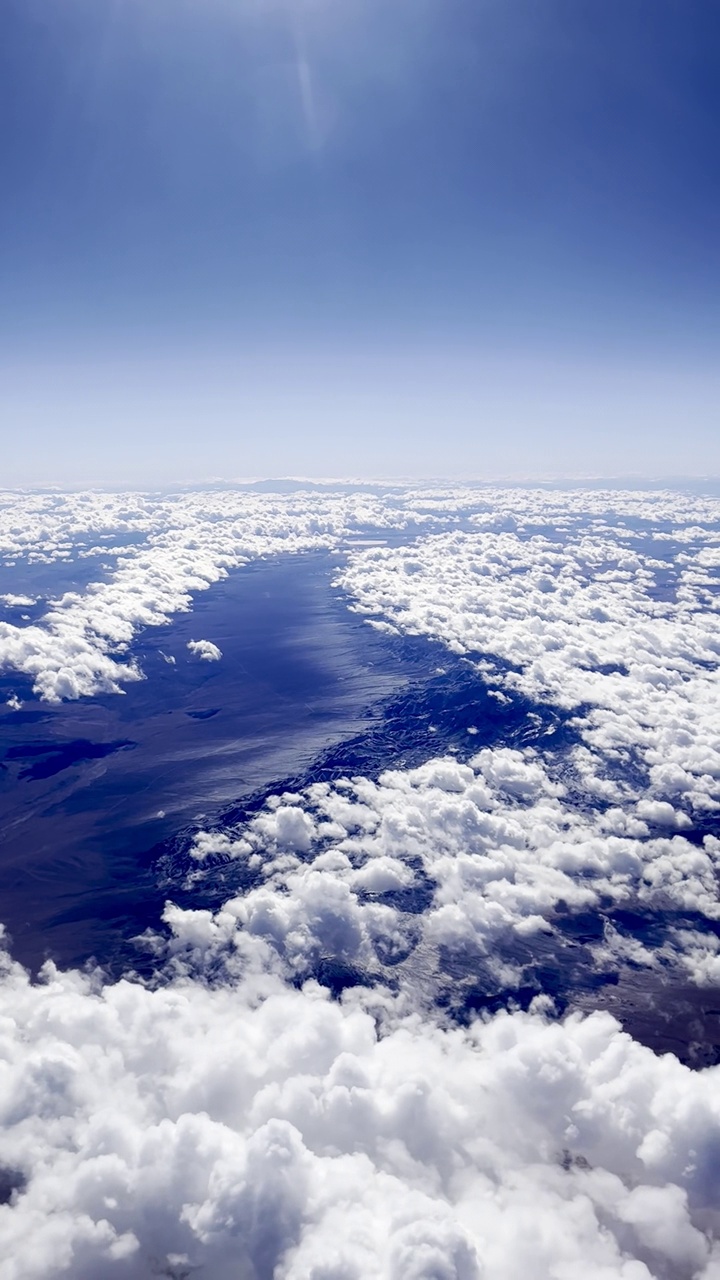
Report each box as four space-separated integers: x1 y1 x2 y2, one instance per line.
0 543 575 982
3 491 720 1066
0 546 150 619
0 553 412 974
153 638 579 941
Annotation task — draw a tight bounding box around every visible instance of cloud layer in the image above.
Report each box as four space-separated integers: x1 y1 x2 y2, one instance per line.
1 941 720 1280
182 743 720 1000
4 740 719 1275
339 503 720 819
2 484 720 1277
0 487 437 700
2 483 719 716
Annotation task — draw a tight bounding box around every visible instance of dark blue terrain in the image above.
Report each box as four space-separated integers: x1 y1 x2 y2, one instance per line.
1 547 719 1069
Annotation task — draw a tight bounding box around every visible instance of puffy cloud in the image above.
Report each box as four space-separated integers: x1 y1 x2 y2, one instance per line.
2 483 720 1276
0 484 469 701
0 942 719 1279
0 490 363 699
187 639 222 662
1 481 712 701
182 746 720 1000
0 594 35 608
339 509 720 815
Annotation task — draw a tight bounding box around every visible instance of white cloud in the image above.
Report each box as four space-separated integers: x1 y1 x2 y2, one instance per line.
187 639 222 662
0 940 719 1280
183 746 720 996
339 499 720 815
1 483 718 711
0 594 36 608
2 484 720 1276
0 486 451 701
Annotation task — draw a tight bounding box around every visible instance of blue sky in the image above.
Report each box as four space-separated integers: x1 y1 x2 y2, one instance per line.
2 0 719 483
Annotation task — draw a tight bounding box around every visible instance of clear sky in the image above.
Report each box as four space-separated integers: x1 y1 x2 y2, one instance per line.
2 0 719 484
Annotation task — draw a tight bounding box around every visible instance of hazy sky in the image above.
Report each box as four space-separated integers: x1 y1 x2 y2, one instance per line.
2 0 719 484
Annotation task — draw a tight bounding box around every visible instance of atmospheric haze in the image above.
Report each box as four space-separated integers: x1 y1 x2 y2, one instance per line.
2 0 719 483
2 3 720 1278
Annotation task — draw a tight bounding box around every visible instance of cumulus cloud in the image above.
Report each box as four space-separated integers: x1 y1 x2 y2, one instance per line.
1 939 720 1280
339 506 720 816
187 639 222 662
2 483 720 1276
0 594 36 608
182 746 720 1000
1 483 718 708
0 486 454 701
